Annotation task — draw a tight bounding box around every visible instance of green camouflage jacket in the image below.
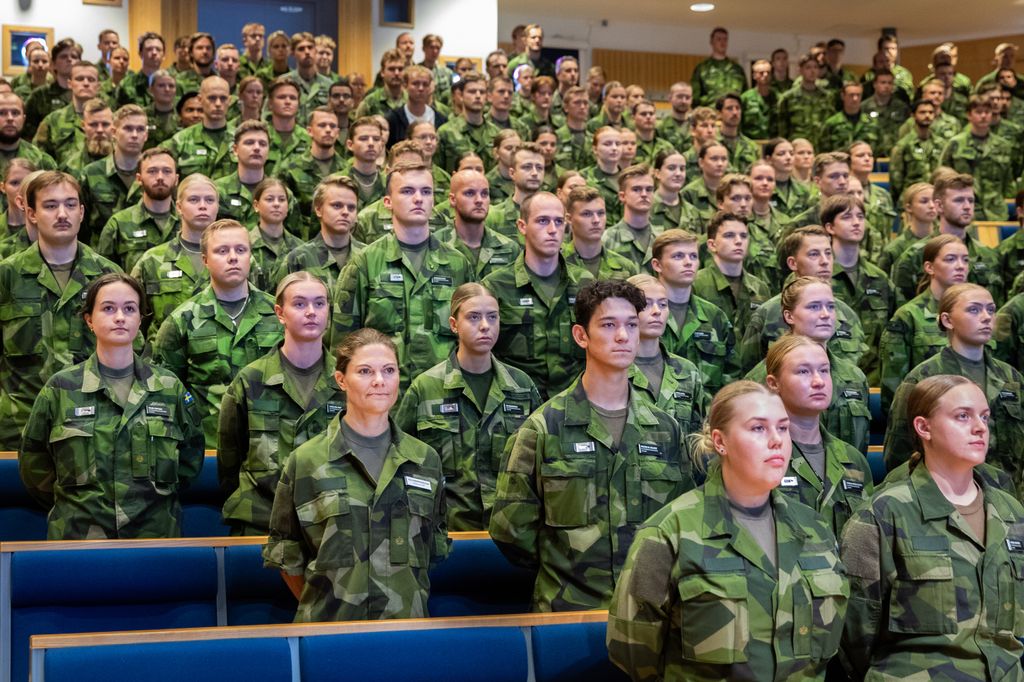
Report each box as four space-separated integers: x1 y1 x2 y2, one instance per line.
130 236 211 341
831 257 895 383
884 346 1024 492
601 220 662 271
331 232 473 390
693 265 772 340
24 80 71 140
115 70 155 108
863 182 899 264
142 106 179 150
634 135 678 169
341 162 385 208
879 290 947 417
840 461 1024 680
152 285 283 445
680 177 718 227
0 139 57 180
740 87 778 140
554 124 592 171
481 197 521 241
998 229 1024 293
771 178 815 220
607 465 847 681
489 376 692 611
162 123 234 180
353 87 406 119
0 242 122 448
691 57 747 107
19 353 204 539
817 111 880 154
778 86 836 148
435 116 500 173
32 103 83 167
0 228 32 261
660 293 739 397
746 211 787 289
353 198 392 245
739 293 867 374
995 291 1024 370
264 125 312 178
889 132 943 202
720 133 760 175
96 200 180 273
561 241 638 281
580 165 624 225
286 69 333 126
435 224 521 280
649 193 703 233
655 115 690 154
270 233 366 293
79 155 143 246
263 416 449 622
218 347 345 535
897 111 961 152
940 131 1015 221
481 253 593 399
247 225 305 293
746 349 872 454
890 228 1003 306
394 352 541 531
877 229 924 278
484 167 514 204
276 151 348 238
627 345 706 438
213 171 303 235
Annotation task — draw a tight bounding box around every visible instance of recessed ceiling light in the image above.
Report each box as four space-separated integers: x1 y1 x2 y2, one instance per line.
690 2 715 11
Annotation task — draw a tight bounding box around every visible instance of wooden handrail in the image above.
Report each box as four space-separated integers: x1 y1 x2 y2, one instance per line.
0 450 219 460
31 610 609 649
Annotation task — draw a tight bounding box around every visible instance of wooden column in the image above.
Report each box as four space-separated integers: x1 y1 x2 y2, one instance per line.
338 0 372 78
127 0 198 71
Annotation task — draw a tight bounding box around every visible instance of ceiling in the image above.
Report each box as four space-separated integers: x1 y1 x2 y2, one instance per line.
499 0 1024 43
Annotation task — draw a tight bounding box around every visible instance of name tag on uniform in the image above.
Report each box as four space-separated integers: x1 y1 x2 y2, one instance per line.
502 403 524 415
74 406 96 417
382 222 393 231
865 288 880 296
145 403 169 417
781 476 799 487
230 198 242 207
388 272 404 282
195 148 207 156
692 330 711 341
1007 538 1024 552
841 479 864 492
842 389 863 400
518 297 534 306
326 401 344 415
750 301 761 310
439 402 459 414
573 441 596 453
568 295 577 305
405 475 433 491
167 270 183 279
431 275 452 286
673 390 691 400
638 443 662 456
975 262 988 271
492 256 508 264
1000 390 1018 401
834 329 851 339
132 230 147 238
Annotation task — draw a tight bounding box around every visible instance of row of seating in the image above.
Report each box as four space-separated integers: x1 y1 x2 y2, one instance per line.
0 533 534 682
28 611 625 682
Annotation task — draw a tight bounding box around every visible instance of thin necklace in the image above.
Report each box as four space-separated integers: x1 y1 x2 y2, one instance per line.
224 295 249 324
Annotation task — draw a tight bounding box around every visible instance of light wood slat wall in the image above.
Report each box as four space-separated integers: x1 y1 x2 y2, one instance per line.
338 0 373 78
592 49 704 100
127 0 197 72
902 34 1024 85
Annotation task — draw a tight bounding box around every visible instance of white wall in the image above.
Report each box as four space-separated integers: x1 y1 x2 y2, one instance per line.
5 0 131 72
372 0 499 67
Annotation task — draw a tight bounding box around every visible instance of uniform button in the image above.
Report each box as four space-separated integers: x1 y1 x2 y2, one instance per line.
136 456 144 463
631 498 640 506
799 626 809 636
1005 602 1013 611
394 537 404 546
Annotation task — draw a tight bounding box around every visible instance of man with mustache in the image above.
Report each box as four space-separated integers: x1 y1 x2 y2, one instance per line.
0 93 56 179
175 32 218 97
96 148 179 272
61 98 114 176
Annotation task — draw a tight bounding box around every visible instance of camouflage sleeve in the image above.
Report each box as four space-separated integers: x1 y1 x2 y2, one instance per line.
31 118 53 158
488 417 543 570
216 375 248 496
777 95 792 140
838 507 885 680
878 314 912 417
721 318 740 384
329 253 367 351
607 524 677 682
738 305 766 374
890 250 920 307
18 382 59 509
95 216 118 264
889 144 905 201
393 381 421 437
175 378 206 489
152 315 189 385
937 137 955 169
994 305 1019 365
263 451 307 575
883 379 916 470
431 458 451 566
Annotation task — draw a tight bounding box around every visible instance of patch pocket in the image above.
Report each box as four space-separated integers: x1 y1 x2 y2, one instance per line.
888 552 956 634
794 563 849 660
49 420 96 486
393 488 435 567
677 572 750 664
144 417 184 483
639 459 685 519
0 301 42 356
297 488 353 570
541 458 596 527
247 408 281 472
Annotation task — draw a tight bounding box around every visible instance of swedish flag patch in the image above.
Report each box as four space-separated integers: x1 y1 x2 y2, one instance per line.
183 391 195 406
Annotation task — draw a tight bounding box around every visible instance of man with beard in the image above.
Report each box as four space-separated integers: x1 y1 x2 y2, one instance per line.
355 49 406 119
0 93 56 178
175 33 218 95
79 104 148 245
654 82 693 153
507 24 555 79
33 61 100 168
24 38 82 139
436 169 519 280
889 99 942 200
97 148 179 271
277 107 347 238
62 98 114 176
286 32 333 126
436 73 498 173
163 76 233 180
117 32 167 108
940 96 1015 222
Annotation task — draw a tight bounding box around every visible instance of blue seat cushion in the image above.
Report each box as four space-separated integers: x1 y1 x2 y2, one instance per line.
428 538 534 616
531 620 628 682
223 544 296 625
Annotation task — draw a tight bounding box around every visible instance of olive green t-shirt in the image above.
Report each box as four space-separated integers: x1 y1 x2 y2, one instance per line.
529 266 563 305
579 252 602 278
259 228 284 247
45 259 74 290
179 236 205 275
461 365 494 411
958 355 987 392
341 418 392 482
668 299 689 332
954 484 985 545
326 241 352 270
98 361 135 407
634 352 665 393
280 351 323 409
397 237 430 276
627 224 652 254
592 403 628 450
731 498 777 569
115 165 137 190
794 438 826 483
217 296 248 326
150 209 172 234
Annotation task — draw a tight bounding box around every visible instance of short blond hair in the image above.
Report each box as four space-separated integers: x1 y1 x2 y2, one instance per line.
200 218 249 254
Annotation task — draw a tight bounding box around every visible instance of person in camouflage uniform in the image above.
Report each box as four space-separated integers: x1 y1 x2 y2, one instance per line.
484 129 520 203
482 192 594 398
0 171 123 449
341 117 386 208
142 71 180 150
247 178 305 293
580 127 625 225
272 175 366 292
131 174 219 341
354 49 407 119
33 61 101 168
276 107 348 238
651 228 738 397
841 375 1024 681
435 169 520 280
23 38 81 139
261 78 315 178
79 104 148 246
897 78 962 149
693 210 772 337
627 274 707 437
765 139 814 220
889 100 944 203
60 98 116 178
554 86 592 171
482 142 545 240
740 60 778 140
161 76 234 180
877 182 937 276
153 219 283 446
97 148 180 272
219 273 345 536
690 28 747 107
608 381 847 682
436 74 500 173
859 69 910 156
173 33 218 96
655 82 693 152
395 283 541 531
940 96 1015 221
332 162 472 391
884 285 1024 491
630 101 675 168
0 93 57 179
880 235 963 416
996 194 1024 292
490 279 692 612
562 185 637 280
650 152 703 234
601 164 662 271
238 23 267 80
778 54 836 149
263 329 449 622
890 173 1004 306
284 33 333 126
115 32 166 109
745 160 788 289
818 83 879 153
764 335 874 534
19 273 204 540
716 93 760 174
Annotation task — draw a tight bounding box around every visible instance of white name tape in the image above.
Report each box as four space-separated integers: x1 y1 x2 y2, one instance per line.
405 475 433 491
780 476 799 487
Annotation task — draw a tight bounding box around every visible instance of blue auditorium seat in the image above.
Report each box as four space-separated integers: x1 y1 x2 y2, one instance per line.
532 619 628 681
180 454 231 537
0 455 46 541
427 535 534 616
1000 224 1018 242
223 543 296 625
867 449 886 485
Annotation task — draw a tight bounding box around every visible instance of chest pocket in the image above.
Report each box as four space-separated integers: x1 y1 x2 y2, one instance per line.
638 454 686 520
541 458 596 527
677 570 750 664
998 557 1024 637
366 281 405 334
0 301 43 356
129 416 183 484
416 414 459 476
49 418 96 486
247 406 282 472
834 398 871 453
497 303 535 358
888 549 957 634
391 486 435 568
297 478 353 571
429 278 456 337
793 560 848 661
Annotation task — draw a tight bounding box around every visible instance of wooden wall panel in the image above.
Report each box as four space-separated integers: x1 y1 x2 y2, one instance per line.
127 0 196 71
902 34 1024 85
338 0 372 78
592 49 704 100
127 0 163 71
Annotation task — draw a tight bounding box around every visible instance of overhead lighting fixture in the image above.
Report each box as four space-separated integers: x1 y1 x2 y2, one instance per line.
690 2 715 11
